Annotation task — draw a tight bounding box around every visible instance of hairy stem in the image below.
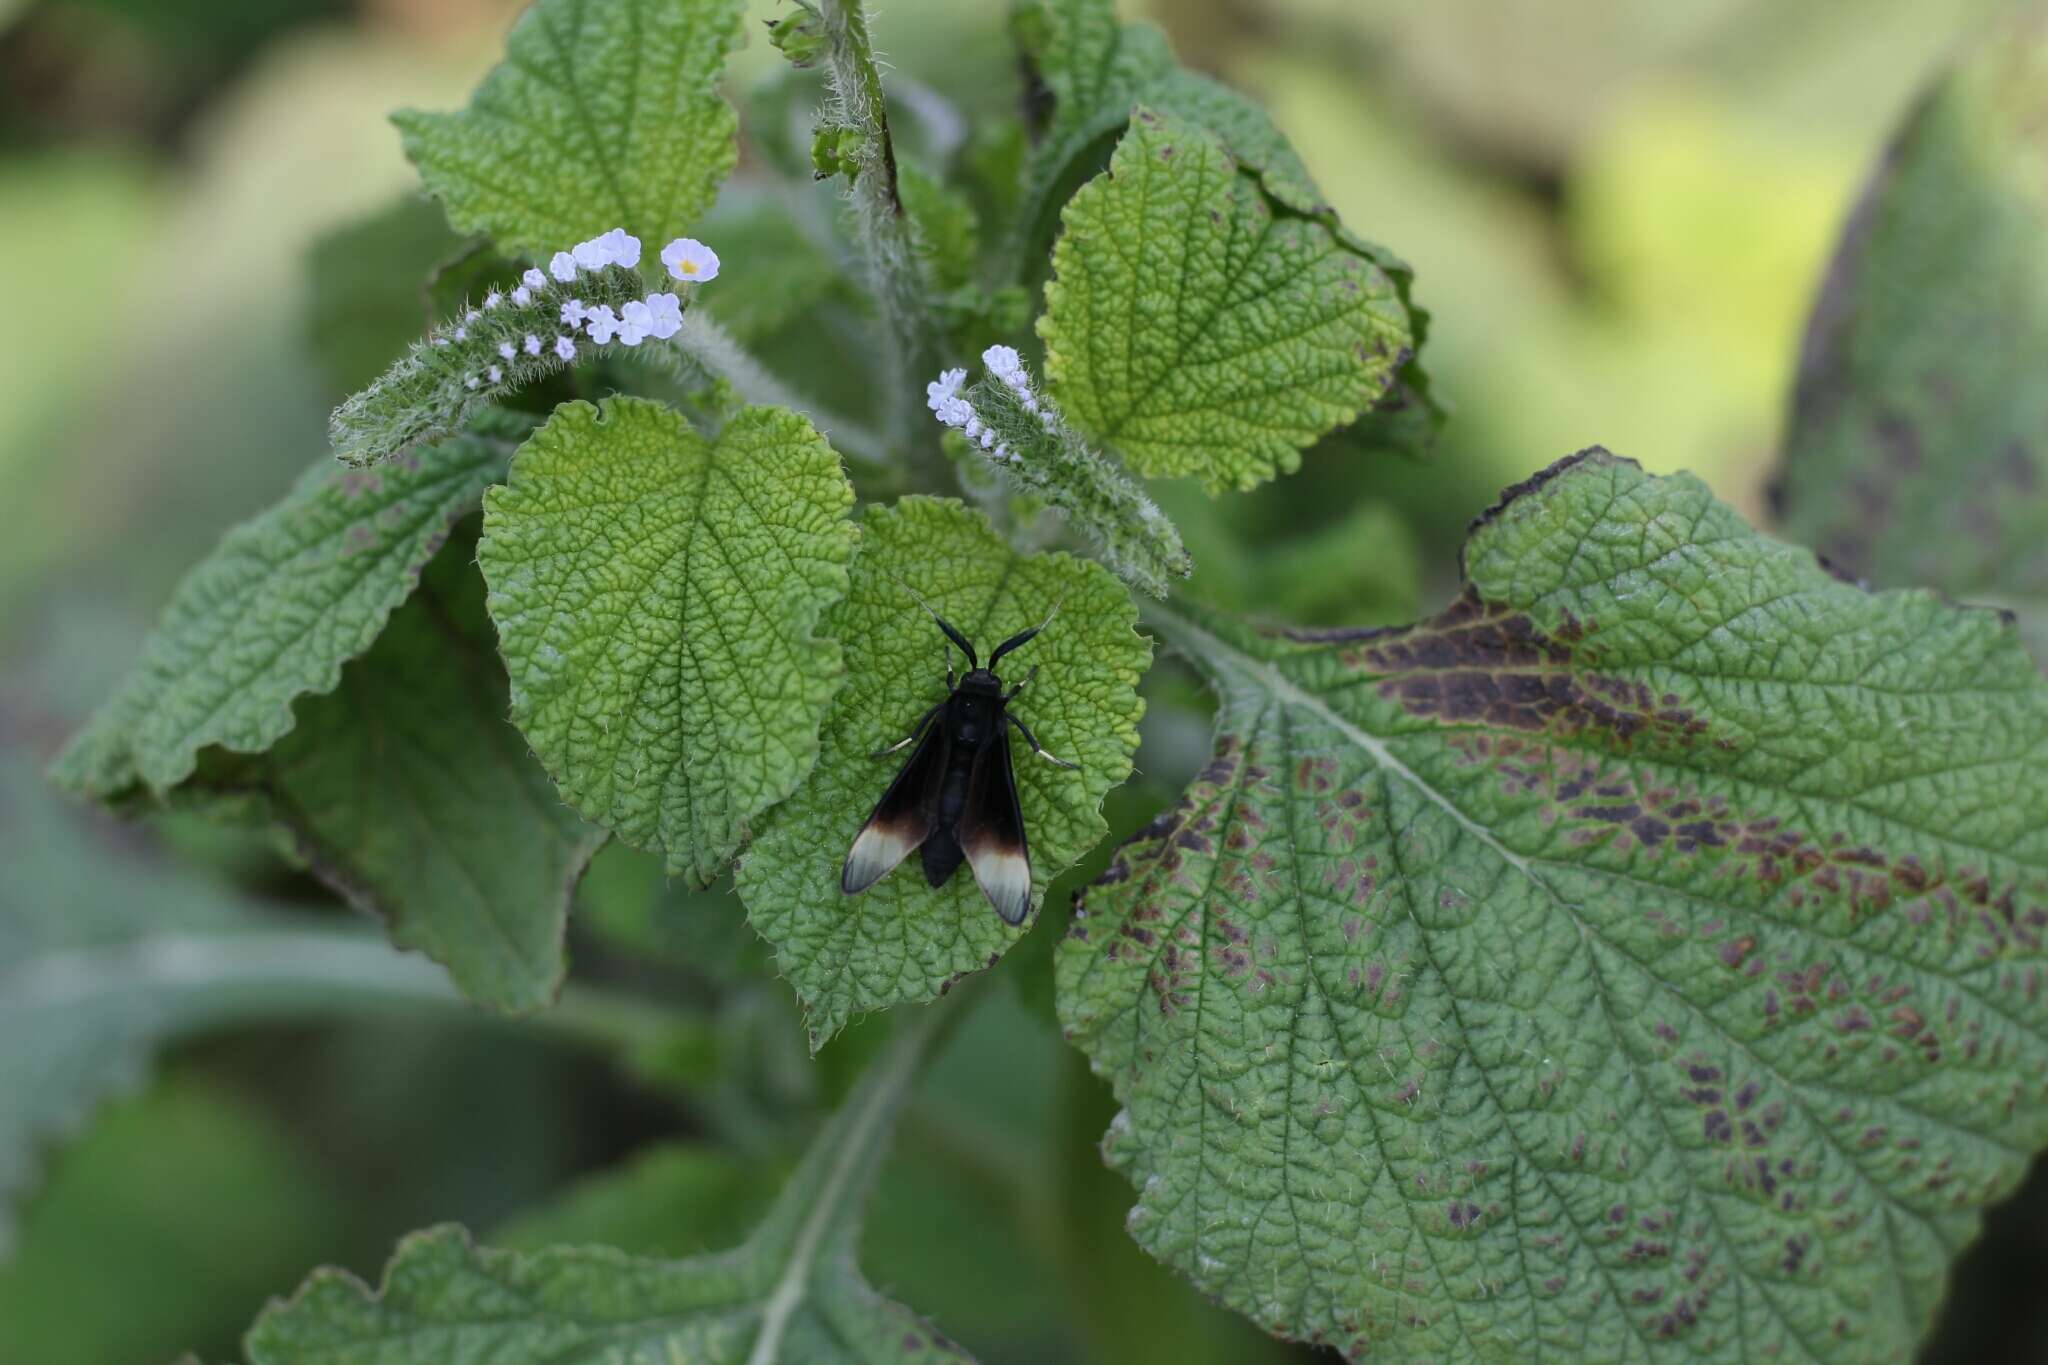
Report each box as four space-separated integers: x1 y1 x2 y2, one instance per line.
816 0 947 475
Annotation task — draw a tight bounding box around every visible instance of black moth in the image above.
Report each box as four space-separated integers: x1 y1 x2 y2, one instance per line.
840 612 1075 925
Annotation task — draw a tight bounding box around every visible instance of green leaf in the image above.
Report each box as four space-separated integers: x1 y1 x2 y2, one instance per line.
0 758 459 1256
1775 28 2048 662
479 399 856 883
52 417 524 801
246 1005 973 1364
1013 0 1439 443
1039 108 1412 493
191 531 606 1013
1059 450 2048 1361
392 0 745 259
738 498 1147 1048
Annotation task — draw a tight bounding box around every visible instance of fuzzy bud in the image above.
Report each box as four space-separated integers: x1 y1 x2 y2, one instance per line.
928 349 1192 596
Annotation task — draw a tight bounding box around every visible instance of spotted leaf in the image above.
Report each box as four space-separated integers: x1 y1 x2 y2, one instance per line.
1060 450 2048 1361
1775 25 2048 664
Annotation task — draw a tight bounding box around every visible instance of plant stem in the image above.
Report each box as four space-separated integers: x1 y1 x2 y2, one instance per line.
23 923 711 1060
816 0 948 476
743 978 976 1365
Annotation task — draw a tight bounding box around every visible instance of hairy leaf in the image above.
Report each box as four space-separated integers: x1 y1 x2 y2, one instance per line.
393 0 744 259
0 759 458 1256
246 1006 971 1364
192 533 605 1014
1060 451 2048 1361
1775 26 2048 662
52 417 525 800
480 399 856 883
1039 109 1411 493
738 498 1147 1047
1013 0 1435 435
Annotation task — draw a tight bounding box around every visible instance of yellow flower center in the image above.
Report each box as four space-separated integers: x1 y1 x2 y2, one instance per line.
680 260 698 275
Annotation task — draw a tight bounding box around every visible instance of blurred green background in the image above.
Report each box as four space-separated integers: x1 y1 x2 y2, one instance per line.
3 1 2044 1362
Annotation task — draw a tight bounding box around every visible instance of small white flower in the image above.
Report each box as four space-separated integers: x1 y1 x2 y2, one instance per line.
617 300 652 346
584 305 621 345
982 345 1027 390
510 286 532 306
465 375 480 390
979 428 996 449
453 325 468 340
660 237 719 282
926 368 967 413
488 365 503 383
522 267 549 290
933 395 972 429
572 237 612 271
499 342 517 361
484 291 503 310
560 298 587 326
643 292 684 340
433 337 450 347
464 308 482 324
549 251 577 282
595 228 641 268
524 335 542 355
555 334 578 361
963 414 982 440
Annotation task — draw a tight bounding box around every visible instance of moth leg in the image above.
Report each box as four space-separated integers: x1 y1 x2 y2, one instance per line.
872 702 942 760
1008 712 1077 769
1002 665 1039 702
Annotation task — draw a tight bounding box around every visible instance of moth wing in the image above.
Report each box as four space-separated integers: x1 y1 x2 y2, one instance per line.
959 728 1032 925
841 716 948 894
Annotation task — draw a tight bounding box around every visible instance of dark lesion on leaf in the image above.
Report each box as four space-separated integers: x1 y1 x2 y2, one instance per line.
1289 587 1714 748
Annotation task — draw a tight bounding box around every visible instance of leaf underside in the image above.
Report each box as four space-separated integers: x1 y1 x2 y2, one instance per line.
193 530 604 1014
479 399 857 884
737 497 1148 1048
52 418 523 802
1039 108 1411 494
1059 451 2048 1362
393 0 745 258
1774 28 2048 663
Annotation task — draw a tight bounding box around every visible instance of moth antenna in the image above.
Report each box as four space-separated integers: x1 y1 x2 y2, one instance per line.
989 598 1064 670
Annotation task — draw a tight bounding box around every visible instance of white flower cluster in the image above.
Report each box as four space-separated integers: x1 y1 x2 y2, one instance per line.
983 345 1054 429
442 228 720 391
927 345 1060 463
